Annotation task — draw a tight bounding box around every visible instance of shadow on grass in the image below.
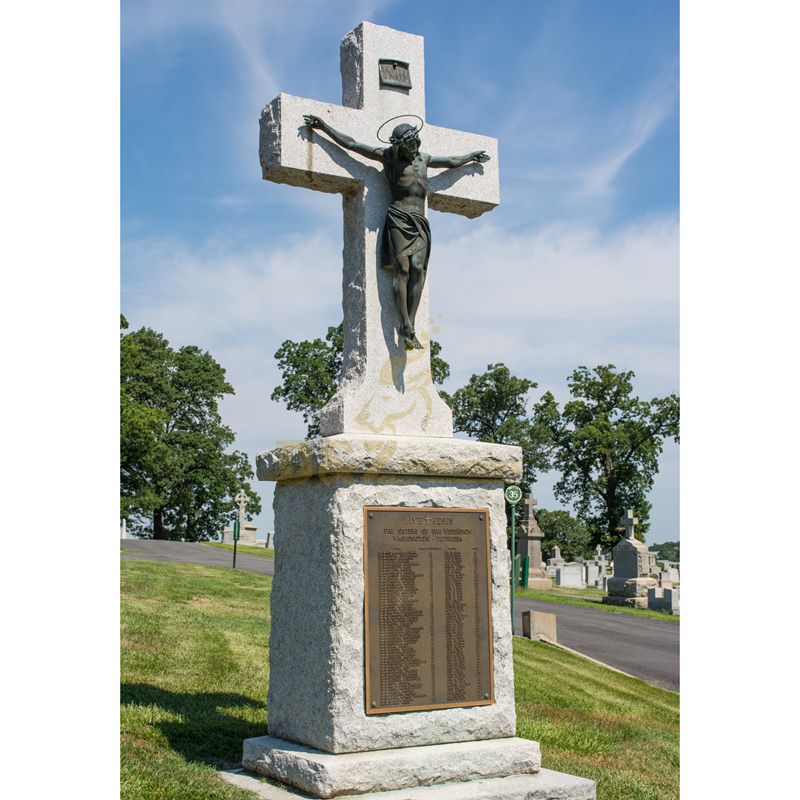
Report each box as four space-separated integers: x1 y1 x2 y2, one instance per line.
122 683 266 768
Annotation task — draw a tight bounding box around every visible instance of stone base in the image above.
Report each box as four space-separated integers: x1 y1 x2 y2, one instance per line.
602 595 648 609
243 735 542 798
526 578 552 590
221 766 595 799
606 576 657 597
266 474 517 753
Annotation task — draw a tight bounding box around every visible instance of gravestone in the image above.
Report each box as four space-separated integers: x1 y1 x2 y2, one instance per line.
648 586 680 615
556 563 586 589
603 510 657 609
585 562 600 585
239 522 258 546
518 494 552 590
545 544 566 579
238 21 595 800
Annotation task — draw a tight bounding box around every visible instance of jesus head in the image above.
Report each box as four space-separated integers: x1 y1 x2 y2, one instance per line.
390 123 420 158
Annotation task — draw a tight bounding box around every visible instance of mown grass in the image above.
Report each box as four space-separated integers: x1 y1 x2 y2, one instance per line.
205 542 275 558
516 586 680 623
122 561 678 800
515 637 679 799
121 561 271 800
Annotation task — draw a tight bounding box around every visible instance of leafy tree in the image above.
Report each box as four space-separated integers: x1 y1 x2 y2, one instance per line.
445 363 550 530
535 508 593 562
532 365 679 550
271 322 450 438
121 321 260 540
650 540 680 562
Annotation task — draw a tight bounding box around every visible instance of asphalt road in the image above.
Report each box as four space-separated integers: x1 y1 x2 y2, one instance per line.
515 596 679 692
121 540 678 692
121 539 275 576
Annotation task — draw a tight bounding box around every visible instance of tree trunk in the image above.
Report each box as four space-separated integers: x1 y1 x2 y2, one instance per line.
153 507 167 540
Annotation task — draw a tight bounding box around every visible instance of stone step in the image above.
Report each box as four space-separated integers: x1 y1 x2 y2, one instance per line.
242 735 541 798
221 766 596 799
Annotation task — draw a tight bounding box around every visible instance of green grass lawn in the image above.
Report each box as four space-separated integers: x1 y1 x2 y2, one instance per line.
205 542 275 558
516 585 680 624
121 561 678 800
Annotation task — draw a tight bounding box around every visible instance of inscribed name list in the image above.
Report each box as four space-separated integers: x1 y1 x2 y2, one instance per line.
364 507 494 714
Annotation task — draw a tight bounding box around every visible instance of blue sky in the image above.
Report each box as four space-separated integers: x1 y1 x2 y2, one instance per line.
121 0 679 542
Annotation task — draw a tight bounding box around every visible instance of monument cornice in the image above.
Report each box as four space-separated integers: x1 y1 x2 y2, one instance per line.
256 433 522 482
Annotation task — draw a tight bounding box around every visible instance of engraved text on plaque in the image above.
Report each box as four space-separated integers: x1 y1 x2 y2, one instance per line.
364 507 494 714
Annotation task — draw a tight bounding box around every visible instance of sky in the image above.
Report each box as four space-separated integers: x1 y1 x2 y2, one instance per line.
121 0 680 543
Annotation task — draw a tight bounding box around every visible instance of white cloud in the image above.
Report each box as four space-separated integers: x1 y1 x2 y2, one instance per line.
122 208 678 534
431 212 679 393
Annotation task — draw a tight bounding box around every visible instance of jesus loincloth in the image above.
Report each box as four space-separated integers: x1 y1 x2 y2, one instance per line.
380 204 431 274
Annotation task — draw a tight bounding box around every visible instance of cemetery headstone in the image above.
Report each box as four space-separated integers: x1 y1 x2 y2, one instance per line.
240 21 595 800
556 563 586 589
648 586 680 615
545 544 566 579
517 494 552 590
603 510 657 609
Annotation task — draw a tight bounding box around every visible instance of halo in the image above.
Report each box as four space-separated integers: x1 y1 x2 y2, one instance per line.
376 114 425 144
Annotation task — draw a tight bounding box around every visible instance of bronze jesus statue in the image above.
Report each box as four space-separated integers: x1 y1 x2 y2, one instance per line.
303 115 490 350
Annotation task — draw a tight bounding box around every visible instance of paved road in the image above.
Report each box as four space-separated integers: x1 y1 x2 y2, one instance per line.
515 596 679 692
121 541 678 692
121 539 274 576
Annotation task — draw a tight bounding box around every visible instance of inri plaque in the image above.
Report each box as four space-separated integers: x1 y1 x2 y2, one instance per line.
364 507 494 714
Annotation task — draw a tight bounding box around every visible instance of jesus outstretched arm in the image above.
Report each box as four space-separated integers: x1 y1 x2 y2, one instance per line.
303 115 385 162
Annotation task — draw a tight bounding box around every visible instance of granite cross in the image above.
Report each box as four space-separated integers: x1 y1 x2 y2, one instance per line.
523 494 539 529
620 509 638 540
235 489 249 529
259 22 499 439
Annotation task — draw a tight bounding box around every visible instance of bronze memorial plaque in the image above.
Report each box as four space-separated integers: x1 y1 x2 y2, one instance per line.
364 507 494 714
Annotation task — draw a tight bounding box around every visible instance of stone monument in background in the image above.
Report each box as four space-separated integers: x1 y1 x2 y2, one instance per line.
603 509 657 609
520 493 552 590
239 22 595 800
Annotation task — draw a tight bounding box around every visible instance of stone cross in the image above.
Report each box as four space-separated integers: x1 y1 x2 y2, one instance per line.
259 22 499 439
620 509 638 540
521 493 545 570
523 494 538 528
235 489 249 529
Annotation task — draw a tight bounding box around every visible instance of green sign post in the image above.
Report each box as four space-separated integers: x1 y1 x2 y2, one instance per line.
233 519 240 569
504 485 522 632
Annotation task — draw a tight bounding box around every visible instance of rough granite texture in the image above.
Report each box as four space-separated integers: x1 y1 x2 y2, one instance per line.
258 22 499 438
220 768 596 799
256 434 523 482
605 576 658 598
266 476 516 753
242 735 540 798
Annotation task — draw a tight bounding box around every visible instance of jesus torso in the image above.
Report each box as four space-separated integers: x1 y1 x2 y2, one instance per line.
384 151 430 215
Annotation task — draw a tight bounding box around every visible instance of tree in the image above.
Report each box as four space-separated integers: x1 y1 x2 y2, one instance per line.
650 540 680 562
271 322 450 438
121 320 260 540
445 363 550 530
532 365 679 550
535 508 593 562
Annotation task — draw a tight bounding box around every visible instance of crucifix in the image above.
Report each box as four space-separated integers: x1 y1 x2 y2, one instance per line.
259 22 499 439
620 509 638 540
